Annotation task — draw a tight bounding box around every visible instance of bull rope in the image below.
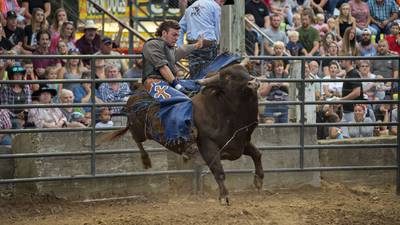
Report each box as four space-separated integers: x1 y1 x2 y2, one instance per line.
205 120 259 169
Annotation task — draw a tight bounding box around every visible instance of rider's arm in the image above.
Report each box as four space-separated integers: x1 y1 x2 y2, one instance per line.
159 65 176 83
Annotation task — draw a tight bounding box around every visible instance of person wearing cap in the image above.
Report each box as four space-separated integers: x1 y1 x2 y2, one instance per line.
0 65 32 128
94 36 128 75
177 0 224 78
3 10 27 54
75 20 101 66
27 84 69 129
0 0 20 25
358 28 377 56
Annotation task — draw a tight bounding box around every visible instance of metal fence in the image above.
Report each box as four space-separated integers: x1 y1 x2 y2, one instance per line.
0 54 398 195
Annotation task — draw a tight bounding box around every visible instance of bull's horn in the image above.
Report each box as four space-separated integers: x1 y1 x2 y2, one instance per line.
197 73 220 86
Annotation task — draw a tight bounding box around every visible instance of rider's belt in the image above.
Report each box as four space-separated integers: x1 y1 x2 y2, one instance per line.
187 39 216 48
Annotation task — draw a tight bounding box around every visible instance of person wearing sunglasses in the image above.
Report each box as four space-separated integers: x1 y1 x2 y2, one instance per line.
0 65 32 128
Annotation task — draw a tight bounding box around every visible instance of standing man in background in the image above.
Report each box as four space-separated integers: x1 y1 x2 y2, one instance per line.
178 0 225 79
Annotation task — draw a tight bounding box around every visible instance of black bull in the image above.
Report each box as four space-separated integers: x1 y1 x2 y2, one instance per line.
98 63 264 204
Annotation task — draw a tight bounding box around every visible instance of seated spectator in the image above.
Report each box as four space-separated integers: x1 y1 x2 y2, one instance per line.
23 8 47 52
50 21 76 54
99 64 131 114
349 0 377 37
56 40 68 66
73 71 103 113
32 29 61 78
370 39 398 98
373 103 391 136
0 65 32 128
287 12 301 31
335 3 357 40
326 17 338 38
76 20 101 66
245 0 270 28
245 14 260 57
1 0 20 21
286 30 307 56
262 14 288 55
94 36 128 74
314 13 328 38
322 61 343 98
21 59 39 92
95 107 114 128
358 60 386 100
269 0 293 26
49 8 68 36
21 0 51 20
325 112 345 139
346 104 374 138
59 89 87 127
269 41 289 75
390 103 397 135
3 10 28 54
368 0 398 42
27 85 69 128
358 28 377 56
385 22 400 55
319 32 339 56
309 60 323 78
63 48 87 91
124 58 143 79
0 109 12 146
259 60 289 123
339 27 359 56
321 41 343 76
297 10 320 56
45 66 62 101
0 21 14 51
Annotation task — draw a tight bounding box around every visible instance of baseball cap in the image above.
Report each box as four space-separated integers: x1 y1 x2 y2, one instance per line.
101 36 112 45
362 28 371 35
6 10 17 19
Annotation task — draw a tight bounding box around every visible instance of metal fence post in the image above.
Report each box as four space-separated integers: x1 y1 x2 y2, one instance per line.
90 58 97 176
397 58 400 195
299 59 305 169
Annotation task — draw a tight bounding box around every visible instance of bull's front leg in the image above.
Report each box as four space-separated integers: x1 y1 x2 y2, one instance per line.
243 142 264 191
198 138 229 205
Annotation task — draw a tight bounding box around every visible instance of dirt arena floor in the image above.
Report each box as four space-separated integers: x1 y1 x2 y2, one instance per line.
1 182 399 225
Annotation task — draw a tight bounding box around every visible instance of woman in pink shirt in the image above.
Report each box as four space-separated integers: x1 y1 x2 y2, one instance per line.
49 21 76 54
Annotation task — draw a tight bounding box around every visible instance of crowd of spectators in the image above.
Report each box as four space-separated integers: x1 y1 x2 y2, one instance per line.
0 1 136 146
244 0 398 138
0 0 399 147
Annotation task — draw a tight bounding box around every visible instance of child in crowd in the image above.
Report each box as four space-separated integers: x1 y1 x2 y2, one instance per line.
95 107 113 128
287 13 301 31
45 66 62 102
286 30 307 56
314 13 329 39
325 112 344 139
22 59 39 92
271 41 290 75
326 17 338 38
385 22 400 55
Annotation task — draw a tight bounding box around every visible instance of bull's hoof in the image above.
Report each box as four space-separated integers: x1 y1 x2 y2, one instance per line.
141 156 152 169
254 174 263 191
219 196 230 206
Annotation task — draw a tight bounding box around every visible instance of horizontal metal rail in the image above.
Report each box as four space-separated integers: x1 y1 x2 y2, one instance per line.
0 166 396 184
0 144 396 159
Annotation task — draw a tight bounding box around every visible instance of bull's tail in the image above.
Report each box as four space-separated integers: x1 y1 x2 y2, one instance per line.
96 126 130 146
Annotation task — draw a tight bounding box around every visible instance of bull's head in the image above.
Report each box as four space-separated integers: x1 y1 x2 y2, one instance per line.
198 63 260 95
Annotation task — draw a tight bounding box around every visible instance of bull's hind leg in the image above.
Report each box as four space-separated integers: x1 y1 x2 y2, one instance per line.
244 143 264 191
135 141 152 169
199 139 230 205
